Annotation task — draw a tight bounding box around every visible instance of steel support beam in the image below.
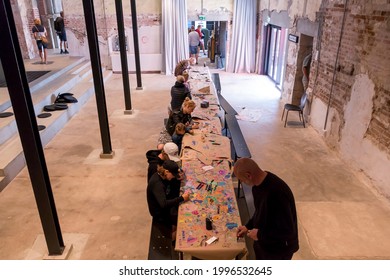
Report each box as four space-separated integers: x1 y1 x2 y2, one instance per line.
130 0 143 89
0 0 64 255
82 0 114 157
115 0 133 113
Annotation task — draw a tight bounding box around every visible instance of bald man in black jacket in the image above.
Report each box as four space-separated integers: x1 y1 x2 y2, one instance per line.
234 158 299 260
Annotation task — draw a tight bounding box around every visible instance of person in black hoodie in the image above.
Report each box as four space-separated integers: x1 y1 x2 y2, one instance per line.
147 160 190 227
170 75 192 112
146 142 182 199
234 158 299 260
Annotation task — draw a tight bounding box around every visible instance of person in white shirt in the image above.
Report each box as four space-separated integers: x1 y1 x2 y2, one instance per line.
188 26 200 64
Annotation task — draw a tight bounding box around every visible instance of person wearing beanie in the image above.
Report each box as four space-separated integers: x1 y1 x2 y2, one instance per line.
147 160 190 227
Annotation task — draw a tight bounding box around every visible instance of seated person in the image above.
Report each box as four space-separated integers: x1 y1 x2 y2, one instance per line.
174 57 196 76
172 123 186 153
146 142 180 182
182 70 190 91
170 75 192 112
147 160 190 228
166 97 199 137
157 128 172 151
158 98 198 150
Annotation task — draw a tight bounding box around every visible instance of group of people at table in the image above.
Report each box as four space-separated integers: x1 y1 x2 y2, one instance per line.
146 58 299 260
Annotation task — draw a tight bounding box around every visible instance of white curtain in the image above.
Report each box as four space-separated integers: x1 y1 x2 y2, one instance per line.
162 0 188 75
226 0 257 73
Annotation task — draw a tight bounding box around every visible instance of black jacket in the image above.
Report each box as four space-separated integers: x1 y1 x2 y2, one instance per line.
146 173 184 225
146 149 181 197
170 82 191 112
146 149 164 182
165 109 192 136
246 172 299 254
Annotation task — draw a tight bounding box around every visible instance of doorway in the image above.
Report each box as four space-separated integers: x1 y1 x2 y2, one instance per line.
263 24 288 90
188 21 228 69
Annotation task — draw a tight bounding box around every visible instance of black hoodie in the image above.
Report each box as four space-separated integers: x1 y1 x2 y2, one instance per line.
170 82 191 112
146 149 181 198
146 149 164 182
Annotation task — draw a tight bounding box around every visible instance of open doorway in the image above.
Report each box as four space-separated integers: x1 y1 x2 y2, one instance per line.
262 24 288 90
188 21 228 69
291 34 313 104
43 0 63 50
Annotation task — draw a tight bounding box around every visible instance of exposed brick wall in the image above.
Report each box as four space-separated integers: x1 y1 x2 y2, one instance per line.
312 1 390 154
65 13 161 45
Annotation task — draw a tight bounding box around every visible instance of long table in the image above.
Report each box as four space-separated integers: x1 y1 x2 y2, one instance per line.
175 66 246 259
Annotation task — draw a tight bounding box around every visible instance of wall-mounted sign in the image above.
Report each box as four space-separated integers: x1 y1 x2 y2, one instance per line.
195 21 206 29
199 15 206 21
288 34 299 43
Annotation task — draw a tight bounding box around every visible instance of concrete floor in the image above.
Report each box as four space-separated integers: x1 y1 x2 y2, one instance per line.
1 53 390 260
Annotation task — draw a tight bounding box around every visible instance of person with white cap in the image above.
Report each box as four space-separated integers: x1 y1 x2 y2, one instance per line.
146 143 183 202
146 142 181 182
163 142 181 162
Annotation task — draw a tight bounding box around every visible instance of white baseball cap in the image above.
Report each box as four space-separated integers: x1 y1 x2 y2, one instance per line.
163 142 180 162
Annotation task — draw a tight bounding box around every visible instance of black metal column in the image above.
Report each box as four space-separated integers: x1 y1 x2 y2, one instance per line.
115 0 133 113
130 0 143 89
0 0 64 255
82 0 114 157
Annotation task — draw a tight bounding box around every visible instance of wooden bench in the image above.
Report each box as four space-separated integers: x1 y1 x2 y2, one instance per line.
225 114 251 198
148 219 176 260
225 114 251 160
218 94 237 135
213 82 251 198
211 73 222 95
218 94 237 116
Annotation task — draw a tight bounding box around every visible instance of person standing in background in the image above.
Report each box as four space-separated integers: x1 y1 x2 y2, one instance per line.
196 25 205 55
302 51 312 92
188 26 200 64
32 18 48 64
54 11 69 54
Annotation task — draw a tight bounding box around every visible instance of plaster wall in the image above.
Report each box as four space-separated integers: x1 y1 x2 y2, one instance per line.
310 96 328 134
187 0 233 21
339 75 390 197
260 0 321 22
283 42 299 99
257 0 389 197
306 0 390 197
305 0 322 21
260 0 289 11
63 0 163 69
12 0 36 58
